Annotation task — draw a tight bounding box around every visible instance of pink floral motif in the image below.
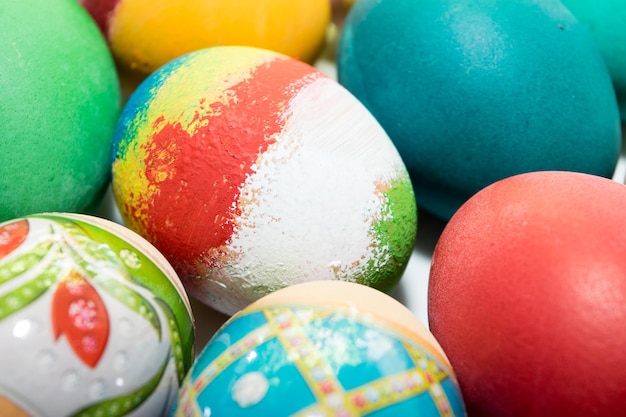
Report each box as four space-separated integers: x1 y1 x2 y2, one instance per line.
353 394 367 408
69 299 98 330
320 381 334 394
426 372 434 384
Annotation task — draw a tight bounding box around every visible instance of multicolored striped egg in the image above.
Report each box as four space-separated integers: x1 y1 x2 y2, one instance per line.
111 46 417 316
174 281 466 417
79 0 330 91
0 213 194 416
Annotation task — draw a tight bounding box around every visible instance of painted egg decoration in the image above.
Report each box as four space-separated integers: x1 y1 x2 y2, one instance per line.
337 0 621 220
111 46 417 316
173 280 466 417
0 0 120 222
79 0 330 91
0 213 194 416
560 0 626 121
428 171 626 416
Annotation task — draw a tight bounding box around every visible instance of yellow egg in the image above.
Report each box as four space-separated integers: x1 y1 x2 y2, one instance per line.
81 0 331 89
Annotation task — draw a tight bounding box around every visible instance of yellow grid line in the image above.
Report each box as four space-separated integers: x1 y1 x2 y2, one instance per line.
176 321 275 416
265 307 362 417
403 342 456 417
292 366 448 417
291 334 458 417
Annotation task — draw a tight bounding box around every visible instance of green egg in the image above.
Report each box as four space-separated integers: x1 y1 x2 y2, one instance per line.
0 0 120 221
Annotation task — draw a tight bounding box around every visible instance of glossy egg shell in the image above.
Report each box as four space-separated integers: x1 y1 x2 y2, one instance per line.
561 0 626 121
174 281 466 416
337 0 621 220
0 0 120 222
0 213 194 416
428 171 626 416
80 0 330 90
111 46 417 316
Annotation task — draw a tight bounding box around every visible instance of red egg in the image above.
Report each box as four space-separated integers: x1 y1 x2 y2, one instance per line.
428 171 626 416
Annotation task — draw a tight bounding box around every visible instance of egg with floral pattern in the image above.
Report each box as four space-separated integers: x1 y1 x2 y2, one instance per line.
0 213 194 416
173 281 466 417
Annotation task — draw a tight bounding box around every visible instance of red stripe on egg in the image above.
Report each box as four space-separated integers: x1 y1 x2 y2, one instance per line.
142 57 323 275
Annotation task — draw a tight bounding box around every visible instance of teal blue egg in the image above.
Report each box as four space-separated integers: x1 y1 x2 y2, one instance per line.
561 0 626 121
337 0 621 219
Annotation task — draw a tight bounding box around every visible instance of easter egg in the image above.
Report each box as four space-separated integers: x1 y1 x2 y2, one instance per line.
560 0 626 121
0 0 120 222
428 171 626 416
0 213 194 416
337 0 621 220
173 280 466 416
111 46 417 316
79 0 331 90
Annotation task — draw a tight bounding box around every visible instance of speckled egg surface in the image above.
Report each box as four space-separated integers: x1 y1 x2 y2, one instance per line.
111 46 417 316
0 213 194 416
561 0 626 121
0 0 120 222
173 281 466 416
79 0 330 90
337 0 621 220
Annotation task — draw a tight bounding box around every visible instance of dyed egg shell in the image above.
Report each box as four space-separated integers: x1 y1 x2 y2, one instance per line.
0 213 194 416
561 0 626 121
0 0 120 222
111 46 417 316
80 0 330 90
428 171 626 416
337 0 621 220
173 281 466 416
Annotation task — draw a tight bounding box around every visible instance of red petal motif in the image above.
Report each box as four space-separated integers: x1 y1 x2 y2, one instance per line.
52 270 110 368
0 219 29 259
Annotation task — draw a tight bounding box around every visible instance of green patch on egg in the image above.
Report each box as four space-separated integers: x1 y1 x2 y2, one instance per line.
357 174 417 293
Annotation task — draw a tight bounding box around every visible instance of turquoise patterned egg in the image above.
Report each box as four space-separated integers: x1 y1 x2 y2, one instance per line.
174 281 465 417
0 213 194 416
